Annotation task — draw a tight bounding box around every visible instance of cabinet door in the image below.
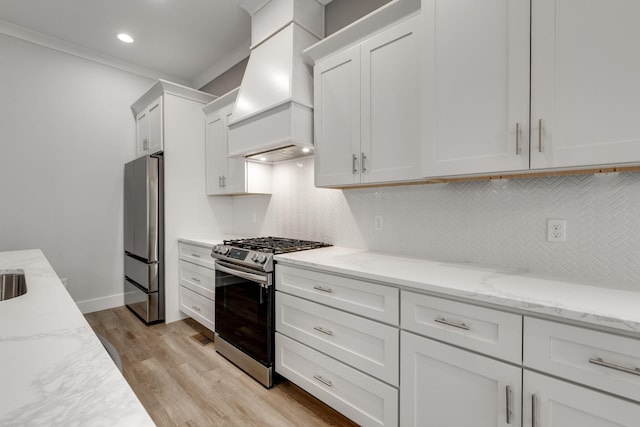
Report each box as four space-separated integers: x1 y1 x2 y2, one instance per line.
531 0 640 169
401 331 521 427
205 111 228 195
225 113 248 194
136 110 149 157
361 15 421 183
147 96 163 155
421 0 530 177
314 46 361 187
523 371 640 427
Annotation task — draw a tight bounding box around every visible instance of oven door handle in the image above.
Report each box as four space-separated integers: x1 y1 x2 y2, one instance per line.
215 261 270 286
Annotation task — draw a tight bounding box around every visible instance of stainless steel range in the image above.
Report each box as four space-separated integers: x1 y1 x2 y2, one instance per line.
211 237 331 388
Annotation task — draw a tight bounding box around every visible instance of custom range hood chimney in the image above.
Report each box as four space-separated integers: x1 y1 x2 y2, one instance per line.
228 0 325 163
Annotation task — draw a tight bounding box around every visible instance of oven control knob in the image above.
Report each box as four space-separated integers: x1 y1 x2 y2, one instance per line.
257 254 267 264
221 246 230 255
250 254 259 262
213 245 221 254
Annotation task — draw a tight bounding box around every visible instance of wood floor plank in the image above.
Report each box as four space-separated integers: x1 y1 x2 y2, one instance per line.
85 307 358 427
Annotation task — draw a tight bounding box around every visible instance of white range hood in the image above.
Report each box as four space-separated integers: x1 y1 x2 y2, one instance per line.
228 0 325 162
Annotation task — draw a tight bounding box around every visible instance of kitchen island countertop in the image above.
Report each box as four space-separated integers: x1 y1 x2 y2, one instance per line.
274 246 640 335
0 249 154 426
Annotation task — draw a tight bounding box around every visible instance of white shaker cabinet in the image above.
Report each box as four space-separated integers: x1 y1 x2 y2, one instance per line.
135 95 163 157
314 15 421 187
420 0 530 177
401 331 521 427
530 0 640 170
203 88 272 196
523 371 640 427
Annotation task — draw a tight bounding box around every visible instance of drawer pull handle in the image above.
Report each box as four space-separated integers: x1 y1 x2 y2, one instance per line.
191 277 201 283
191 305 201 312
191 253 201 258
532 394 538 427
589 357 640 376
434 317 470 330
313 285 333 293
313 375 333 387
313 326 333 336
506 385 512 424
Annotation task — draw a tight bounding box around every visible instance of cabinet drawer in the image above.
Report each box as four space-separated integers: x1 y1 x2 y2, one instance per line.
401 291 522 364
178 260 215 300
179 286 214 331
276 292 399 386
276 264 399 325
178 241 215 269
524 317 640 402
276 333 398 427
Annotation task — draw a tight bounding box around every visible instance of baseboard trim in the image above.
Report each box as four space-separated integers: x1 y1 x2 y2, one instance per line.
76 293 125 314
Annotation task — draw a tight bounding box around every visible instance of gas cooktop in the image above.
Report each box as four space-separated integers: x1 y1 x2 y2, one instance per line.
223 236 332 254
212 237 331 272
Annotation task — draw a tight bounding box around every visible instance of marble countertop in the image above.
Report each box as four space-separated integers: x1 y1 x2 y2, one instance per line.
0 250 154 427
274 247 640 335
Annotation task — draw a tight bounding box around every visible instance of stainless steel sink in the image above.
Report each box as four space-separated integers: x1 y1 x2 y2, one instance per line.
0 269 27 301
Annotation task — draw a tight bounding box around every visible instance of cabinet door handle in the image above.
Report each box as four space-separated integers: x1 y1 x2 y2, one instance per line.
223 175 226 187
589 357 640 376
218 176 222 187
538 118 544 152
434 317 470 330
191 305 201 312
515 123 521 155
191 277 201 283
191 253 201 258
313 326 333 336
143 138 149 151
361 152 367 172
352 154 358 174
313 285 333 293
506 385 512 424
313 375 333 387
531 394 538 427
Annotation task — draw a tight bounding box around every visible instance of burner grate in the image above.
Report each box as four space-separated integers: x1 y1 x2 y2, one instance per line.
223 237 331 254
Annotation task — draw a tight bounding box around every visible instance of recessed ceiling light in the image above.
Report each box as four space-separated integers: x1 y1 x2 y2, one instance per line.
117 33 134 43
259 157 267 162
302 147 311 153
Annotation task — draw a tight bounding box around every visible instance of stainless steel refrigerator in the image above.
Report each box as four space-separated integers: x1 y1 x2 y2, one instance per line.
124 154 164 324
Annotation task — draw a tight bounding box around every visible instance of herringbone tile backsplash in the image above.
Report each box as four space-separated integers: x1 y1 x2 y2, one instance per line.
232 157 640 290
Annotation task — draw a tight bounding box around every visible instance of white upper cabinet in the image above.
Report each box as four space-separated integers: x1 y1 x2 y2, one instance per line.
131 80 215 159
422 0 640 178
314 15 421 187
135 95 163 157
421 0 530 177
203 88 272 196
314 46 361 186
530 0 640 170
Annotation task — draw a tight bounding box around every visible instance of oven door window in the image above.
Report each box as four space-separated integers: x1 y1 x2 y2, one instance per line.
215 267 273 366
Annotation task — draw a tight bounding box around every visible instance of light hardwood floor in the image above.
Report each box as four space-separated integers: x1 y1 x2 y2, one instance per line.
85 307 358 427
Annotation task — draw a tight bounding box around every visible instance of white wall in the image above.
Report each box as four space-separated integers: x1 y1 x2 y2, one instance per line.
233 157 640 292
0 34 152 310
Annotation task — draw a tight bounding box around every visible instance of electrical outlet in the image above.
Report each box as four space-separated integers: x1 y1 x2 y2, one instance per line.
547 219 567 242
374 215 384 231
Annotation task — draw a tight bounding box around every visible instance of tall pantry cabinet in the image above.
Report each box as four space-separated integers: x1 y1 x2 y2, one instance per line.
421 0 640 178
131 80 218 323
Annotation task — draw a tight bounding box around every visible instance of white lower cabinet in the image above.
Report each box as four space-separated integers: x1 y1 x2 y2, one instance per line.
179 285 214 331
274 263 399 426
400 330 521 427
276 333 398 427
178 241 216 331
523 371 640 427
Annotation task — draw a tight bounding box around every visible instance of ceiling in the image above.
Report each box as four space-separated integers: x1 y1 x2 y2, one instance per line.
0 0 252 88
